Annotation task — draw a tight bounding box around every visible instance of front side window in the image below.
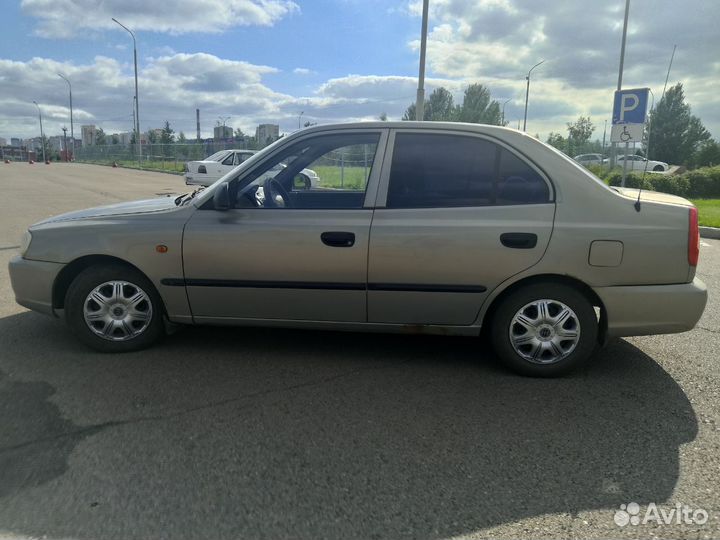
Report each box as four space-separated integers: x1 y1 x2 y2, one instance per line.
222 153 236 166
232 133 380 210
386 133 550 208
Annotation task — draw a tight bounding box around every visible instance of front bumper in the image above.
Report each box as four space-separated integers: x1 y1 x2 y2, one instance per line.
594 277 708 337
8 255 65 316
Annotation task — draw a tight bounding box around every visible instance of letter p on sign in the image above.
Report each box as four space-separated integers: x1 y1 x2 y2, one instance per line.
612 88 649 126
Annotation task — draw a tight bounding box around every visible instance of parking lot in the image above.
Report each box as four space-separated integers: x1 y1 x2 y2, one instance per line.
0 163 718 539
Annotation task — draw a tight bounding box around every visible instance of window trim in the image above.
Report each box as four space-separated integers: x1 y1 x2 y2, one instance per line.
374 128 555 209
200 128 389 211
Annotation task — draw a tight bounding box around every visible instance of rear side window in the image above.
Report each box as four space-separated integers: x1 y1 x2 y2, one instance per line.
386 133 549 208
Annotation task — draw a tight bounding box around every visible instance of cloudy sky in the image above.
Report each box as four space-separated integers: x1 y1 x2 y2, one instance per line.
1 0 718 142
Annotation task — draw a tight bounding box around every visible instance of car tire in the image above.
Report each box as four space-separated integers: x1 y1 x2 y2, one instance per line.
653 165 664 172
490 283 598 377
65 263 165 353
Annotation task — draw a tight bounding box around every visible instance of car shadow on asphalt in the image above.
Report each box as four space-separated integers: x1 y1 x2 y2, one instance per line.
0 311 698 539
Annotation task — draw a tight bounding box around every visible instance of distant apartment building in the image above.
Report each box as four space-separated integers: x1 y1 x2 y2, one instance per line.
48 135 65 152
118 132 133 145
0 137 6 146
214 125 233 140
81 125 96 147
256 124 279 147
10 138 21 146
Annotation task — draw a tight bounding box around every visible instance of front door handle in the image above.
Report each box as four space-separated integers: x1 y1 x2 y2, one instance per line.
500 232 538 249
321 231 355 248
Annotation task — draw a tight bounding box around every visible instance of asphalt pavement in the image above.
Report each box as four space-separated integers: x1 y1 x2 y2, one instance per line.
0 163 718 539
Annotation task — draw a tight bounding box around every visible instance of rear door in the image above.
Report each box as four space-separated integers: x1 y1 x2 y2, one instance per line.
367 129 555 326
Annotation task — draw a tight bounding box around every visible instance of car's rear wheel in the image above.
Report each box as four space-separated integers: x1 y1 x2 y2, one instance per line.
490 283 598 377
65 263 165 353
653 165 664 172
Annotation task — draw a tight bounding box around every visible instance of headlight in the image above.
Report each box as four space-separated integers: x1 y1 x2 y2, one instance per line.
20 230 32 256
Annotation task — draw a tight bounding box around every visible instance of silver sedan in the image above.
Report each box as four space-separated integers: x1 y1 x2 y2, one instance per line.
9 122 707 376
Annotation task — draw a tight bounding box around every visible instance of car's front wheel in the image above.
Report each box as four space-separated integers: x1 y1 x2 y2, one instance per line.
490 283 598 377
65 263 165 352
653 165 665 172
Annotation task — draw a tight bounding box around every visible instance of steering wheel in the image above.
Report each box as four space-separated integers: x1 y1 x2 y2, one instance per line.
262 178 292 208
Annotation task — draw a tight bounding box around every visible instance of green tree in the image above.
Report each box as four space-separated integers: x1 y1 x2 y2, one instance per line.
378 112 388 121
648 83 710 165
146 130 157 144
692 139 720 168
95 127 106 145
178 131 187 143
456 84 501 125
402 84 500 124
160 121 175 144
111 134 119 145
402 103 418 121
233 127 245 139
546 132 567 153
129 131 137 145
566 116 595 155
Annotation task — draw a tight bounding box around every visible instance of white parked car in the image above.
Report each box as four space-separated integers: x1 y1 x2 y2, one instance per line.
185 149 319 187
616 155 669 172
573 154 607 166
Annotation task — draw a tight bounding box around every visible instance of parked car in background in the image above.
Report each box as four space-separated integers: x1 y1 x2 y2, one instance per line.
616 155 669 172
185 149 319 187
10 122 706 377
573 153 607 166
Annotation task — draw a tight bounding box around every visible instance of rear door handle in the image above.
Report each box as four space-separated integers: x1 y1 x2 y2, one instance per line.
500 232 538 249
321 231 356 247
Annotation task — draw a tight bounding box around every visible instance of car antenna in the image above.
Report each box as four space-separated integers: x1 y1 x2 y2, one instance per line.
635 89 656 213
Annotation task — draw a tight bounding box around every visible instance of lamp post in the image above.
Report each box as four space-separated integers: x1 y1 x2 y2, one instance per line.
112 18 141 159
298 111 304 129
414 0 430 121
32 101 46 163
522 60 545 132
501 98 511 126
57 73 74 157
61 126 68 162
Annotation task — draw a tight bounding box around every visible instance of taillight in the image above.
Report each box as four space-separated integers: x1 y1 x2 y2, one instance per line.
688 207 699 267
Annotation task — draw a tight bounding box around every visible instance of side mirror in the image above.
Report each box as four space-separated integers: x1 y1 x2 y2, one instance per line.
213 182 230 210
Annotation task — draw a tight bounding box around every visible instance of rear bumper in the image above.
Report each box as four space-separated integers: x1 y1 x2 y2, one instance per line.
8 255 64 316
594 277 708 337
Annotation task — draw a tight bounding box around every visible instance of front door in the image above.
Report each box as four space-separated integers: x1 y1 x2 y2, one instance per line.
182 130 387 323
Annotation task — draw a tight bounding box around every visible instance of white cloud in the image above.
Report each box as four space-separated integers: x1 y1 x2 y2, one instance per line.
21 0 299 38
0 54 298 139
404 0 720 138
293 68 316 76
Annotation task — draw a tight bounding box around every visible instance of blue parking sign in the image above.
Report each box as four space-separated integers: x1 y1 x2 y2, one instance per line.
612 88 649 125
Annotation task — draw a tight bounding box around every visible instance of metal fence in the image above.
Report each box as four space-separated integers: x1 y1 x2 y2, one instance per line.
74 142 250 173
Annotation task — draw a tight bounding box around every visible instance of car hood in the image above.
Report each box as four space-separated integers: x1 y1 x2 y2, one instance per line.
34 196 180 225
615 188 692 207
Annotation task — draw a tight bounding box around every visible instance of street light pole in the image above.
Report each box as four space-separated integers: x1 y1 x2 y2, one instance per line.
415 0 430 121
523 60 545 132
62 126 68 162
298 111 304 129
615 0 631 184
112 18 141 159
57 73 74 157
501 98 511 126
32 101 46 163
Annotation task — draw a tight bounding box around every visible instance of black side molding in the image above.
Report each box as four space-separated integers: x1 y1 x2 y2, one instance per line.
161 279 486 294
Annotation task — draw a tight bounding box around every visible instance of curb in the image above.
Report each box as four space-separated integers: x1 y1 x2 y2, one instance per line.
700 226 720 240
